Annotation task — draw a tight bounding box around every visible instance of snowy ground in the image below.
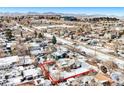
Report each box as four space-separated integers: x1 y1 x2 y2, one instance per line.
34 24 75 29
48 59 97 80
19 24 124 69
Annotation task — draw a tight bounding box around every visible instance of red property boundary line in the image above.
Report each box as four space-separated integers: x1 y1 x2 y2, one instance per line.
39 63 57 84
39 61 96 85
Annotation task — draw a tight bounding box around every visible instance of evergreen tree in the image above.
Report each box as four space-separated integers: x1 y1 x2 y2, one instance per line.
38 33 43 38
52 36 57 45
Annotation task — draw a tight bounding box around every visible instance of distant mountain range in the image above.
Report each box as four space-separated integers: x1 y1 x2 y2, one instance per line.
0 12 124 19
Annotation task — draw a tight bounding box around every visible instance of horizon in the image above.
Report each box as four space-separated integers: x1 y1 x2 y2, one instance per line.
0 7 124 16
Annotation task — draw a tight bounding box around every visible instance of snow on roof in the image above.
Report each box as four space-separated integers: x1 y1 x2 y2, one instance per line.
23 68 41 77
19 56 33 65
15 66 24 71
58 58 75 67
0 56 19 66
52 51 63 56
8 76 23 84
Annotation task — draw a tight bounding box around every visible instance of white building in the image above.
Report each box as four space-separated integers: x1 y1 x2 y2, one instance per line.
0 56 19 69
23 68 41 80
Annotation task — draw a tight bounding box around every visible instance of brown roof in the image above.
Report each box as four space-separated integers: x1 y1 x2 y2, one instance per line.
95 72 113 83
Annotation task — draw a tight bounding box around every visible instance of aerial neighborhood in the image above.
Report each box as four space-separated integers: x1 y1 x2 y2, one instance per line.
0 11 124 86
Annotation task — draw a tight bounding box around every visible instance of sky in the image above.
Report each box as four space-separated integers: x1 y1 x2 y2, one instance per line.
0 7 124 16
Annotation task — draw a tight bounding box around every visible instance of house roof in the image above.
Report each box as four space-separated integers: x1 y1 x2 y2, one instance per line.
95 72 113 83
19 56 33 65
0 56 19 66
23 68 41 77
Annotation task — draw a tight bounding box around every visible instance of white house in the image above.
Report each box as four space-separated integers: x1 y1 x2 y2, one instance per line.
0 56 19 69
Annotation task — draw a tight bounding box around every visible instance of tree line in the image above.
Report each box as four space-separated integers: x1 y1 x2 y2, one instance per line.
86 17 119 22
